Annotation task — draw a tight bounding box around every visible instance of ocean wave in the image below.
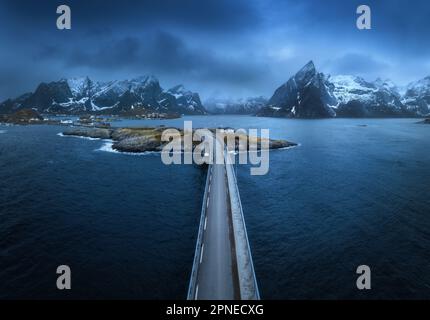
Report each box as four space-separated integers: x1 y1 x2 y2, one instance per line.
0 130 6 134
57 132 159 156
272 143 300 151
96 141 160 157
96 141 118 153
57 132 110 141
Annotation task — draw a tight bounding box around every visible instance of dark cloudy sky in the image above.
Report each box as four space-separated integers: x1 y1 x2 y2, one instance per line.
0 0 429 101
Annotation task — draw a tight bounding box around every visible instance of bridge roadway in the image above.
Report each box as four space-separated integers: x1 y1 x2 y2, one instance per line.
188 134 259 300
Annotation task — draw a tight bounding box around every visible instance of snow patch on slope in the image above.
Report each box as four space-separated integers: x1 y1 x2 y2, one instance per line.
329 75 377 106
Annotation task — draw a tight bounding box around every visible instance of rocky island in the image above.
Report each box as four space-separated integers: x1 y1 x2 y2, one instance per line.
62 126 297 153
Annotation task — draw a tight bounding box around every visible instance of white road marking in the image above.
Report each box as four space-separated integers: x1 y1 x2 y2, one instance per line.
208 183 211 193
195 284 199 300
200 244 204 264
204 216 207 230
206 197 209 209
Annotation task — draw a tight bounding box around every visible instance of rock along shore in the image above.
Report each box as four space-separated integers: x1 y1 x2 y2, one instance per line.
62 126 297 153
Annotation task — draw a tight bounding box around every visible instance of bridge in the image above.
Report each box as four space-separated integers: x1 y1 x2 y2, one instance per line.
187 136 260 300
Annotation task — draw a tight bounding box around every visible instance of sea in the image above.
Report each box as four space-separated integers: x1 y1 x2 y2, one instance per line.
0 116 429 299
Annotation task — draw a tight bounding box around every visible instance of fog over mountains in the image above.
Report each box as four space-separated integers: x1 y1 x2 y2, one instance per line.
204 96 267 115
1 61 429 118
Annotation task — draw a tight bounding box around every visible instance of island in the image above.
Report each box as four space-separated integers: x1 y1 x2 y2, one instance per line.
62 126 297 153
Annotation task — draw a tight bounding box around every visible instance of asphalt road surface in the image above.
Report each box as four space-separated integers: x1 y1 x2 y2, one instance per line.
194 142 240 300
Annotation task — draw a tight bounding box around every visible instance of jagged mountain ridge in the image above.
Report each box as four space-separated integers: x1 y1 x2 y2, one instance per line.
262 61 337 117
329 75 406 117
258 61 429 118
402 76 430 116
2 63 430 118
0 76 207 116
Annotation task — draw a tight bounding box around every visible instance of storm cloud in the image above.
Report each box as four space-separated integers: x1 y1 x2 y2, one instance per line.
0 0 429 101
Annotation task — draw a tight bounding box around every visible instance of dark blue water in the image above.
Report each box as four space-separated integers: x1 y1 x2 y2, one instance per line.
0 124 204 299
1 117 430 299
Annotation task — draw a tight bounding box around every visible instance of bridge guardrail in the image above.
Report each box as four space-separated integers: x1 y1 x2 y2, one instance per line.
225 150 260 300
187 164 212 300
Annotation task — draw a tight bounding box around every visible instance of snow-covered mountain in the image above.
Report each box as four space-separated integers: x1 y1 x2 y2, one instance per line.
258 61 337 117
329 75 406 117
167 85 205 114
258 61 422 118
402 76 430 116
2 64 430 118
205 96 267 114
0 76 207 116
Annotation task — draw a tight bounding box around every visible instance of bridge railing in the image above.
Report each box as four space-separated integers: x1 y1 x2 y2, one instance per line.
225 150 260 300
187 164 212 300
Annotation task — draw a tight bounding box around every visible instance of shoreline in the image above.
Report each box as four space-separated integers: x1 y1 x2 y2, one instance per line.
1 115 428 127
61 125 298 155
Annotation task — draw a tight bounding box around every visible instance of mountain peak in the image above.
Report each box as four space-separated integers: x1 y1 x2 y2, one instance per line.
374 77 395 86
262 60 336 118
0 75 207 116
304 60 315 68
128 75 159 88
169 84 187 93
139 75 158 84
300 60 316 73
294 60 317 83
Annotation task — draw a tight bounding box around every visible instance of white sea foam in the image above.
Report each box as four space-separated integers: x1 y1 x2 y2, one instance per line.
273 144 300 151
57 132 158 156
96 141 118 153
57 132 106 141
95 141 159 156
